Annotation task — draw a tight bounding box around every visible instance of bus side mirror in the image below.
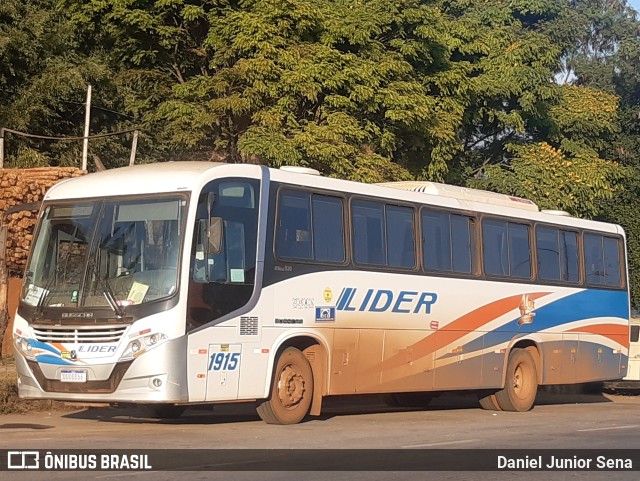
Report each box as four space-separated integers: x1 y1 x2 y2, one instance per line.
207 217 223 254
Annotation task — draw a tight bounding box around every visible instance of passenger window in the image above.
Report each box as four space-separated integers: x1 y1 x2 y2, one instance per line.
451 215 473 274
584 234 604 285
537 227 561 281
509 223 531 278
537 227 580 283
422 210 473 274
276 191 312 260
603 237 621 287
312 195 345 263
483 219 508 276
585 233 621 287
386 205 415 268
423 210 451 271
275 190 346 263
482 219 531 278
352 200 386 266
560 231 579 282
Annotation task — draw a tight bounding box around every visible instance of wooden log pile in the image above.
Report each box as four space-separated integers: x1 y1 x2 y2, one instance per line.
1 168 86 276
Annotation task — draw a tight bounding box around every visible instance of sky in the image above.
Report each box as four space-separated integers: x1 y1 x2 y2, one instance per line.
629 0 640 13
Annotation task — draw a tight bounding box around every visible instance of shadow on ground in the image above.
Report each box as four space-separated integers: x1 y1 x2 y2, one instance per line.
61 385 617 425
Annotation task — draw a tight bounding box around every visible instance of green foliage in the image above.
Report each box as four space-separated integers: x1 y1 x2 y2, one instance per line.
0 0 637 219
560 0 640 307
56 0 579 182
5 0 640 300
0 0 165 169
472 142 628 218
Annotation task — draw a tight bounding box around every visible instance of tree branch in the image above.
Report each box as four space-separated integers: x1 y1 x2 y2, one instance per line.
172 64 186 83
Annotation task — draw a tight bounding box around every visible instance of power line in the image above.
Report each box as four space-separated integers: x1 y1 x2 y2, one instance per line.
0 127 138 142
0 127 140 169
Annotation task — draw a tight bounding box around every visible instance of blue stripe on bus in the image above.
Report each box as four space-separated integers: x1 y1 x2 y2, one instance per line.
437 289 629 359
35 354 73 365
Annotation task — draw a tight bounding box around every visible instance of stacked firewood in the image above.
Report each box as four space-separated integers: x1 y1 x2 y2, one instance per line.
1 168 86 276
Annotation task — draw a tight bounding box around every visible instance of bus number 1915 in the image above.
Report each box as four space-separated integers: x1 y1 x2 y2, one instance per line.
208 352 240 371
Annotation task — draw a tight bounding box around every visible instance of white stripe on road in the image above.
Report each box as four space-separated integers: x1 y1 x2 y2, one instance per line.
402 439 479 448
577 424 639 432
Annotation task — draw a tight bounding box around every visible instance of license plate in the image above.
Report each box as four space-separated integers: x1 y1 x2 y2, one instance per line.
60 370 87 383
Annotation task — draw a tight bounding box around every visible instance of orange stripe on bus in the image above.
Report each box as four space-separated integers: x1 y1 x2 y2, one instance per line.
565 323 630 349
376 292 551 372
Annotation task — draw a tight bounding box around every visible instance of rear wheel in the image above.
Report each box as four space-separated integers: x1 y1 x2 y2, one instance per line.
494 348 538 412
140 404 186 419
257 347 313 424
478 393 502 411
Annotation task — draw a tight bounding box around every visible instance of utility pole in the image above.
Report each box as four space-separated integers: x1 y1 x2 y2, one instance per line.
129 130 139 166
81 85 92 171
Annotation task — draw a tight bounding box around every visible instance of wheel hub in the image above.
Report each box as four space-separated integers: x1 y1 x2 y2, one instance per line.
513 365 523 394
278 365 306 409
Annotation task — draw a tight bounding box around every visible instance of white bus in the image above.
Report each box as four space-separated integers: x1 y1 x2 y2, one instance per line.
12 162 630 423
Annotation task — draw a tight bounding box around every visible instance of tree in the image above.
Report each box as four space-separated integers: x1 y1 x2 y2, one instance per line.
560 0 640 306
0 0 143 169
65 0 599 182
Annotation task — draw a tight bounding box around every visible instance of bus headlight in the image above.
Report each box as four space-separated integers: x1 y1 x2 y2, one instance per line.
120 333 168 361
15 336 35 360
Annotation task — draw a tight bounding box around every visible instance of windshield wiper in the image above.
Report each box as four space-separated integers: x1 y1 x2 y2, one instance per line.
85 249 126 318
34 266 62 319
102 278 125 318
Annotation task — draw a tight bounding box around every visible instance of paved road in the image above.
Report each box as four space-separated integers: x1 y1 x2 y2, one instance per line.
2 389 640 480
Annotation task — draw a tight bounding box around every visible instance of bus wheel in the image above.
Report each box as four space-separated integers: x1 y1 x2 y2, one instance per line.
257 347 313 424
381 392 433 408
494 348 538 412
140 404 186 419
478 393 501 411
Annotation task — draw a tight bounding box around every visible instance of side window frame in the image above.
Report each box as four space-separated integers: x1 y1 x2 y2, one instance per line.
274 187 347 265
481 217 533 280
421 207 476 275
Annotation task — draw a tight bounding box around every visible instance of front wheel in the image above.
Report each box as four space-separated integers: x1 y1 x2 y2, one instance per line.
494 348 538 412
256 347 314 424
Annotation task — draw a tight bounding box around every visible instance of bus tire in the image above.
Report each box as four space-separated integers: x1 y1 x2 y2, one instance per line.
381 392 433 408
494 348 538 412
478 393 502 411
257 347 313 425
140 404 186 419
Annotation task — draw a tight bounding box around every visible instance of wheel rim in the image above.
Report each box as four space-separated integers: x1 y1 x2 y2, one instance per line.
277 364 306 410
512 363 528 399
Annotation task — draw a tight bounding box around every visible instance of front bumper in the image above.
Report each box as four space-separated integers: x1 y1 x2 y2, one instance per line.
16 336 189 403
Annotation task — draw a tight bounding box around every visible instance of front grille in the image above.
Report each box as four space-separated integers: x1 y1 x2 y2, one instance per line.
31 325 128 344
27 360 133 394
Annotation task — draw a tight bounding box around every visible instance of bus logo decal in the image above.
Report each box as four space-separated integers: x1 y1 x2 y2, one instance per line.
336 288 438 314
323 288 333 303
315 307 335 322
518 295 536 326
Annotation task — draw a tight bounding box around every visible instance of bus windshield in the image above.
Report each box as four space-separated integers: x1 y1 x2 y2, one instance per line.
22 196 187 310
